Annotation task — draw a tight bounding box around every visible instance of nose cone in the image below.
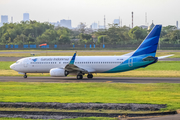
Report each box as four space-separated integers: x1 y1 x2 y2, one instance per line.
10 63 15 70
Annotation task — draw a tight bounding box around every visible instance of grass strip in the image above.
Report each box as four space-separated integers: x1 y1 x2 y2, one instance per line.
0 82 180 111
0 51 180 58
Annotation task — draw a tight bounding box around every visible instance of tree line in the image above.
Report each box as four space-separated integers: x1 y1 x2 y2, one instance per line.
0 21 180 45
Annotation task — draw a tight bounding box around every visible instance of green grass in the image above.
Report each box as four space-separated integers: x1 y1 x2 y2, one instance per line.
0 82 180 111
0 50 180 58
137 61 180 71
0 61 14 70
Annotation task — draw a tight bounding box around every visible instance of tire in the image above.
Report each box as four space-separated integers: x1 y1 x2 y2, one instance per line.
24 75 27 78
77 75 83 79
87 74 93 79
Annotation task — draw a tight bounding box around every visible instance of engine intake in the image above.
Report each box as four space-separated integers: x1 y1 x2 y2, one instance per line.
50 68 68 77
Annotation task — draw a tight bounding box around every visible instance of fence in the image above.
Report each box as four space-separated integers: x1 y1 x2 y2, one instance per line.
1 44 180 50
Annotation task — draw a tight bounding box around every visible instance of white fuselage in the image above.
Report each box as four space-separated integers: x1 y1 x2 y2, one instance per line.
10 55 130 74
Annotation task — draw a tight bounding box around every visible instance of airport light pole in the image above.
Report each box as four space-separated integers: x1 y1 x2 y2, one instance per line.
103 36 104 44
103 36 104 48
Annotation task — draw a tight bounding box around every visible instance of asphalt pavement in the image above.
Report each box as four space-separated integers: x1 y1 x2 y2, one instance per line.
0 76 180 83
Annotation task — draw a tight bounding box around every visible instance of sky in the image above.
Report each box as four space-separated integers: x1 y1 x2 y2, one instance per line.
0 0 180 28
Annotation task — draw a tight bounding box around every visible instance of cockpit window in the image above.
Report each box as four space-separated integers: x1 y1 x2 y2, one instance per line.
16 60 21 64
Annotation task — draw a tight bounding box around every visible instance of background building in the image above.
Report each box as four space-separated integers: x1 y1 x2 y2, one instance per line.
23 13 29 21
60 19 71 29
139 25 148 29
113 19 120 26
0 15 8 27
1 15 8 23
176 21 178 29
148 21 155 30
90 22 98 30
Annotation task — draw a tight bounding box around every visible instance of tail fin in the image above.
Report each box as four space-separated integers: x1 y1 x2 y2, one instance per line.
132 25 162 57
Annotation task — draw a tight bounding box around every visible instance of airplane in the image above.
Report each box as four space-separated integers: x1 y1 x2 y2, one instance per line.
10 25 173 79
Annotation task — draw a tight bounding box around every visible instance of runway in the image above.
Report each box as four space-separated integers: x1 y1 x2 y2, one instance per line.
0 76 180 83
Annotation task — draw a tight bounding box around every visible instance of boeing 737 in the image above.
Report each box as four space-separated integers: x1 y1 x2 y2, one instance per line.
10 25 173 79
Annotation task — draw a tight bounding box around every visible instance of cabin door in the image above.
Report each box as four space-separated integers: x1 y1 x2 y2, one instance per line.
24 60 28 67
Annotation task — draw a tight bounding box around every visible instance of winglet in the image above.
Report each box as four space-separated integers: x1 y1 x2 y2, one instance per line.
69 52 77 65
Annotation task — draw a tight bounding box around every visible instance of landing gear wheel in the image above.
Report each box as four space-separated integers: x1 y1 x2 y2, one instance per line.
87 74 93 79
24 74 27 78
77 75 83 79
65 70 69 76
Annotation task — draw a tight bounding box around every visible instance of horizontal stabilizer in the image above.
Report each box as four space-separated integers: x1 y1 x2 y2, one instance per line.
143 56 156 61
158 54 174 59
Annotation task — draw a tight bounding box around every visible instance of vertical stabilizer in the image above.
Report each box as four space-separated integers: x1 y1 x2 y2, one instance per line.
132 25 162 57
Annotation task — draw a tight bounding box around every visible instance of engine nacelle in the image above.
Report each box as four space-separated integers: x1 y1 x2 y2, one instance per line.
50 68 67 77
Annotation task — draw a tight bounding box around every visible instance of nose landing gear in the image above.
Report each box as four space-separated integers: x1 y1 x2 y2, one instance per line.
24 73 27 78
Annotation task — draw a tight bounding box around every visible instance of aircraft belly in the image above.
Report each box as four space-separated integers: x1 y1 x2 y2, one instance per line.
23 65 57 73
80 64 118 73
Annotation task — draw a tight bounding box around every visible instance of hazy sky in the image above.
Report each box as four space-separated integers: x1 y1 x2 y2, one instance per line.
0 0 179 27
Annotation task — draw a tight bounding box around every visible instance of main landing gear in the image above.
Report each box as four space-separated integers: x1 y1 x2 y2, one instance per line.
77 75 83 79
87 74 93 79
24 73 27 78
77 73 93 79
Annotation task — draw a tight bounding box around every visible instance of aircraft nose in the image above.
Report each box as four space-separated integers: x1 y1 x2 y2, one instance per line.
10 63 15 70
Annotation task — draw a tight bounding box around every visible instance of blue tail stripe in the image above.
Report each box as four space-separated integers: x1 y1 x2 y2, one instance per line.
139 36 157 46
136 42 158 54
132 25 162 57
133 44 158 56
138 36 159 49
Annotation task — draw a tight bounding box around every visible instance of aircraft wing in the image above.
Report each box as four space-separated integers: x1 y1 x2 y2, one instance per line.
158 54 174 59
65 52 89 73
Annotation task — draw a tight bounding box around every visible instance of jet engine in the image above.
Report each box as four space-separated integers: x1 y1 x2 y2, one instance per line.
50 68 68 77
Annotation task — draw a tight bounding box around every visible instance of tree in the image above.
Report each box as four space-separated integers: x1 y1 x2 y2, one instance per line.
97 35 108 44
79 33 92 40
78 23 86 33
59 34 70 44
128 26 147 40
